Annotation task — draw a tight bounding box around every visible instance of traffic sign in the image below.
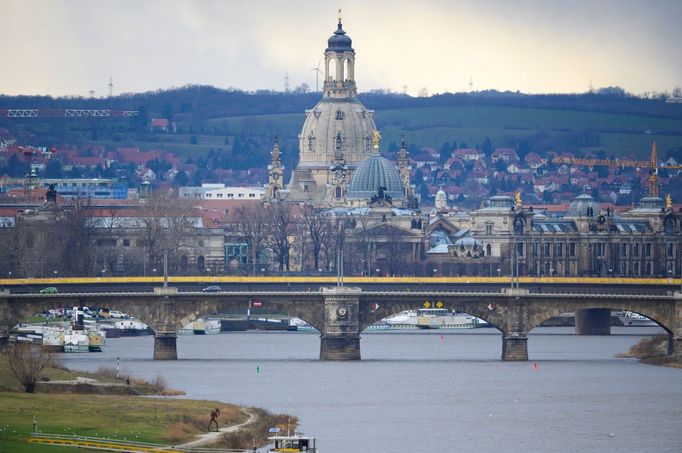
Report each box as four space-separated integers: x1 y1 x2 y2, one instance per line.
252 300 262 308
423 301 431 308
435 301 444 308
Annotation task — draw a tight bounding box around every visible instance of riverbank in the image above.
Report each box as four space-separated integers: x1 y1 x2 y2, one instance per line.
0 353 295 451
617 334 682 368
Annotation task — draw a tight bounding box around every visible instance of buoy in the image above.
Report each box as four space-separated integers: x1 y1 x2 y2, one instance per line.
440 335 444 341
532 363 539 371
256 365 261 374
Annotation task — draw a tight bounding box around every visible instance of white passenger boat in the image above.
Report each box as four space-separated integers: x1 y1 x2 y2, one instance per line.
616 311 657 327
385 309 487 329
192 318 221 335
268 432 317 452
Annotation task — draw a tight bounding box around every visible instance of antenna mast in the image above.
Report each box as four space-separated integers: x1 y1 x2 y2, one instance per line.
284 72 290 93
108 76 114 97
469 76 473 92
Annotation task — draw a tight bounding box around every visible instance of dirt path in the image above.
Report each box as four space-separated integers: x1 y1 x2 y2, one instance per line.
178 408 258 448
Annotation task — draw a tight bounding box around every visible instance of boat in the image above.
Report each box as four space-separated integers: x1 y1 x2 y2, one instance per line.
288 317 317 332
87 330 106 352
616 311 657 327
63 328 90 353
99 319 151 337
366 321 391 331
42 326 65 352
268 432 317 452
414 309 488 329
178 318 222 335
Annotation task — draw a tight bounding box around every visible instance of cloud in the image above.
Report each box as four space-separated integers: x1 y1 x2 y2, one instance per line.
0 0 679 96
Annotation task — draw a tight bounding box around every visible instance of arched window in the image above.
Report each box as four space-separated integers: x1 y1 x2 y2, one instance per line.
486 244 492 256
327 58 337 82
335 186 342 198
345 58 353 81
336 109 344 120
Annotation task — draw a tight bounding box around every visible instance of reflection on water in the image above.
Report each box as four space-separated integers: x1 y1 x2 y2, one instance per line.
63 327 681 453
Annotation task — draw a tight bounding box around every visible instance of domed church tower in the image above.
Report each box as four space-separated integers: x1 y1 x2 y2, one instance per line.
285 14 377 206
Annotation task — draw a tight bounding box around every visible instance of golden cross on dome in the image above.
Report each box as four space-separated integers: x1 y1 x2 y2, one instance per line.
338 9 342 22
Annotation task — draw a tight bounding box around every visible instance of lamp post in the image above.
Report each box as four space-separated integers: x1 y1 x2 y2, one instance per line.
433 268 438 277
497 268 501 278
376 268 380 277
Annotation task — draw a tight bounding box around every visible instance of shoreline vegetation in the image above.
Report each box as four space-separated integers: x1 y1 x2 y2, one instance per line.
0 350 296 452
616 335 682 368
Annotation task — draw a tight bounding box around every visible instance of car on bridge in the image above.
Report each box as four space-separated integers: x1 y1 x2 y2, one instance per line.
39 287 58 294
202 285 222 292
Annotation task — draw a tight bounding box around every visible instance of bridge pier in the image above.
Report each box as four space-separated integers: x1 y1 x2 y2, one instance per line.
319 287 361 361
502 334 528 361
575 308 611 335
153 333 178 360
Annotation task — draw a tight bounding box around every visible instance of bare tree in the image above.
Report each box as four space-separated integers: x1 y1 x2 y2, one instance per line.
139 193 197 274
234 203 269 275
301 204 326 272
56 198 97 276
4 343 58 393
266 203 295 272
350 213 375 276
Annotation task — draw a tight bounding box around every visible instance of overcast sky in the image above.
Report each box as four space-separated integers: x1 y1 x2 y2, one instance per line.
1 0 680 97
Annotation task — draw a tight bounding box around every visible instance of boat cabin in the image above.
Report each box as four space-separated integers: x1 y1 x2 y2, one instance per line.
268 433 317 452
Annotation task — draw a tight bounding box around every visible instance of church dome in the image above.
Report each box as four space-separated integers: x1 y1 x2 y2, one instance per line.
326 21 353 52
566 193 600 217
299 99 376 167
347 154 404 200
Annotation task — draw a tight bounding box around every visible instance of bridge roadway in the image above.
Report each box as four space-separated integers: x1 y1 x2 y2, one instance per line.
1 277 681 361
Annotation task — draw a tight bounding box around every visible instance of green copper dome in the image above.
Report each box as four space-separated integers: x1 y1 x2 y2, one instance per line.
347 155 404 200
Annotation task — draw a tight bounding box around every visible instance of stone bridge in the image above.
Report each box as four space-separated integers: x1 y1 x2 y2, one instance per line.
2 286 681 361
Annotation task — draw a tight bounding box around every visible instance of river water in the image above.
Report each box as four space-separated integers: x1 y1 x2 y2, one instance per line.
63 327 681 453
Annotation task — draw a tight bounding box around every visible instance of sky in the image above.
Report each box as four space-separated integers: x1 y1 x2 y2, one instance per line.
1 0 680 97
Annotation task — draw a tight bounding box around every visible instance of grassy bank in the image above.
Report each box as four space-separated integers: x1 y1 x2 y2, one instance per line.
0 392 244 452
617 335 682 368
0 352 295 452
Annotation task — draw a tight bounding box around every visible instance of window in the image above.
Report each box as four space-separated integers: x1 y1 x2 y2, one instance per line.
122 239 130 247
532 242 538 257
667 243 674 257
543 243 551 256
485 224 493 235
633 262 640 276
633 243 640 257
644 243 652 257
517 242 524 257
569 242 576 257
335 109 344 120
554 243 563 257
621 243 628 256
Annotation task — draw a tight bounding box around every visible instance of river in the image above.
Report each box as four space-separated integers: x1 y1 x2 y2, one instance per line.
63 327 681 453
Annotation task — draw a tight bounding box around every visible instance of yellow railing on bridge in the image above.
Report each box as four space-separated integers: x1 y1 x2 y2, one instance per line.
1 276 680 286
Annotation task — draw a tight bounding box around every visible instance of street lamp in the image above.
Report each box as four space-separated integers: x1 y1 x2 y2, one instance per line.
432 268 438 276
376 268 380 277
497 268 501 278
53 270 58 278
8 271 12 279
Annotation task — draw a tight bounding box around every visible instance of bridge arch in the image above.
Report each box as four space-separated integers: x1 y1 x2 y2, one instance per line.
525 301 673 334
